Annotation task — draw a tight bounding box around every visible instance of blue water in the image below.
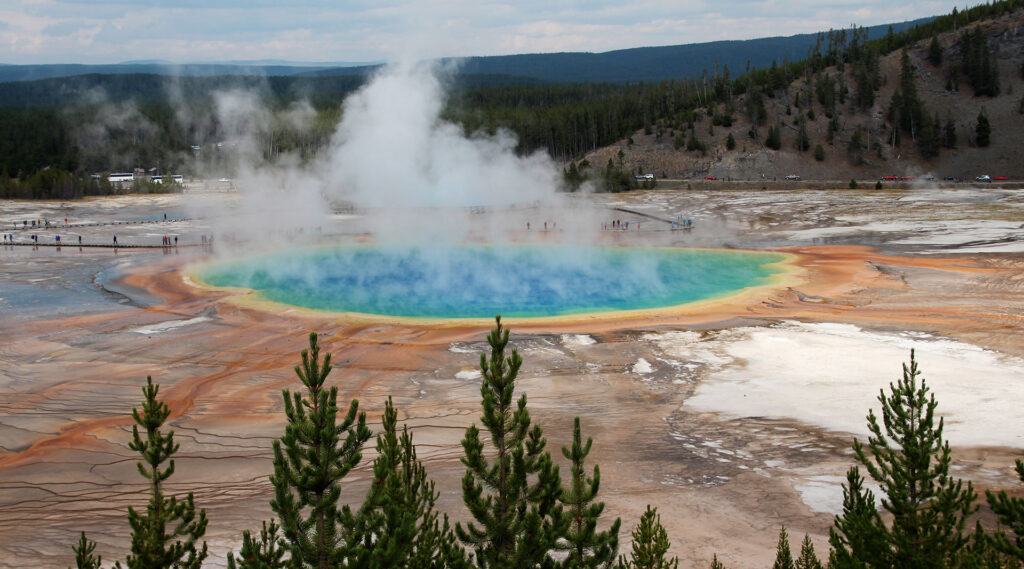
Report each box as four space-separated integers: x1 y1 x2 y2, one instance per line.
197 245 786 318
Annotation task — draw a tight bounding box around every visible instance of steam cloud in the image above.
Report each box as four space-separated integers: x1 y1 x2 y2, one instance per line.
321 61 558 209
184 59 586 251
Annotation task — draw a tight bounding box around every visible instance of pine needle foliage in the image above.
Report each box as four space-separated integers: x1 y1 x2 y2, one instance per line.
833 350 978 568
773 526 794 569
616 506 678 569
794 534 822 569
556 417 621 568
226 520 287 569
986 459 1024 562
353 396 472 569
708 553 725 569
457 316 568 569
270 332 372 569
70 532 101 569
120 376 208 569
829 467 887 569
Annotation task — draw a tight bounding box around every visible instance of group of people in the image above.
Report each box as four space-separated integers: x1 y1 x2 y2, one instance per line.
161 235 178 246
525 222 557 231
604 219 633 230
600 217 694 231
5 233 86 246
16 219 50 229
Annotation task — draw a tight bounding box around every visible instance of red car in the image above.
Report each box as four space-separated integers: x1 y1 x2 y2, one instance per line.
994 176 1010 181
704 175 718 180
880 175 899 181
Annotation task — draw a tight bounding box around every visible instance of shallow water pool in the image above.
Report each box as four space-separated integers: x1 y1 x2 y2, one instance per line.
197 245 787 318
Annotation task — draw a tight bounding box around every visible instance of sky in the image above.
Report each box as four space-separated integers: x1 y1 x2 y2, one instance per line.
0 0 967 65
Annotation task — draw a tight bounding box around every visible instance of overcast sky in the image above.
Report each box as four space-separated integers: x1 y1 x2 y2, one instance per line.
0 0 967 65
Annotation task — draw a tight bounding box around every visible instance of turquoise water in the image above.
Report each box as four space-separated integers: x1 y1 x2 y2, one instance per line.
197 245 786 318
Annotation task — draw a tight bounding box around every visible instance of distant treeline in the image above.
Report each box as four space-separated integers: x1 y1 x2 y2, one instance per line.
0 169 179 200
0 0 1021 198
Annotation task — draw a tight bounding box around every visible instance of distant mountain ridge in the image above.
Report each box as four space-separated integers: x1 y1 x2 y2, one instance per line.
0 17 932 85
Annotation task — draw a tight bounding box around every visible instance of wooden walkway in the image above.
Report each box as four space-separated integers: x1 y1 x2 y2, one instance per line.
7 218 193 232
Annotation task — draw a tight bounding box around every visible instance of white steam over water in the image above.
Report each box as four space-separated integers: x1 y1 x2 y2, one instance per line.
322 62 558 209
189 61 575 250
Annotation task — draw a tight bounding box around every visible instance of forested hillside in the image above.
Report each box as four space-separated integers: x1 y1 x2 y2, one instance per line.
0 19 928 85
1 0 1022 199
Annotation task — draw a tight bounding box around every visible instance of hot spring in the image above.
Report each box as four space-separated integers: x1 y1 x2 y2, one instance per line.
196 245 789 319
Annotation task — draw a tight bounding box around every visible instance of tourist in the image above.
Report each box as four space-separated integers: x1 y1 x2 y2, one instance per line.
113 235 117 245
174 236 178 246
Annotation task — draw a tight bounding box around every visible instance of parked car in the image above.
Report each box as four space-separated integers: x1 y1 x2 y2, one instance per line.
975 175 992 183
704 175 718 180
880 175 899 181
922 175 936 181
993 176 1010 181
785 174 801 181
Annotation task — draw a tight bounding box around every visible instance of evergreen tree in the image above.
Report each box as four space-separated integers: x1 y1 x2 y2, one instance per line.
457 316 567 568
121 377 208 569
835 350 979 568
617 506 678 569
976 112 991 147
70 532 101 569
813 144 825 161
556 417 621 568
708 553 725 569
773 526 794 569
827 115 839 145
227 520 287 569
765 125 782 150
928 34 944 66
854 67 877 109
726 132 736 151
961 28 1001 97
918 112 941 159
891 49 926 141
353 397 472 569
686 130 707 154
986 459 1024 561
270 332 372 569
794 534 822 569
943 117 958 149
796 120 810 152
848 127 865 165
829 468 886 569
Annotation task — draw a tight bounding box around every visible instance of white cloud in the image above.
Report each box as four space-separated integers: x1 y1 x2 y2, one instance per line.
0 0 966 64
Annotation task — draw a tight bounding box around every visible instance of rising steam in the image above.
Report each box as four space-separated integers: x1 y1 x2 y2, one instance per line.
321 61 558 209
186 59 578 250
